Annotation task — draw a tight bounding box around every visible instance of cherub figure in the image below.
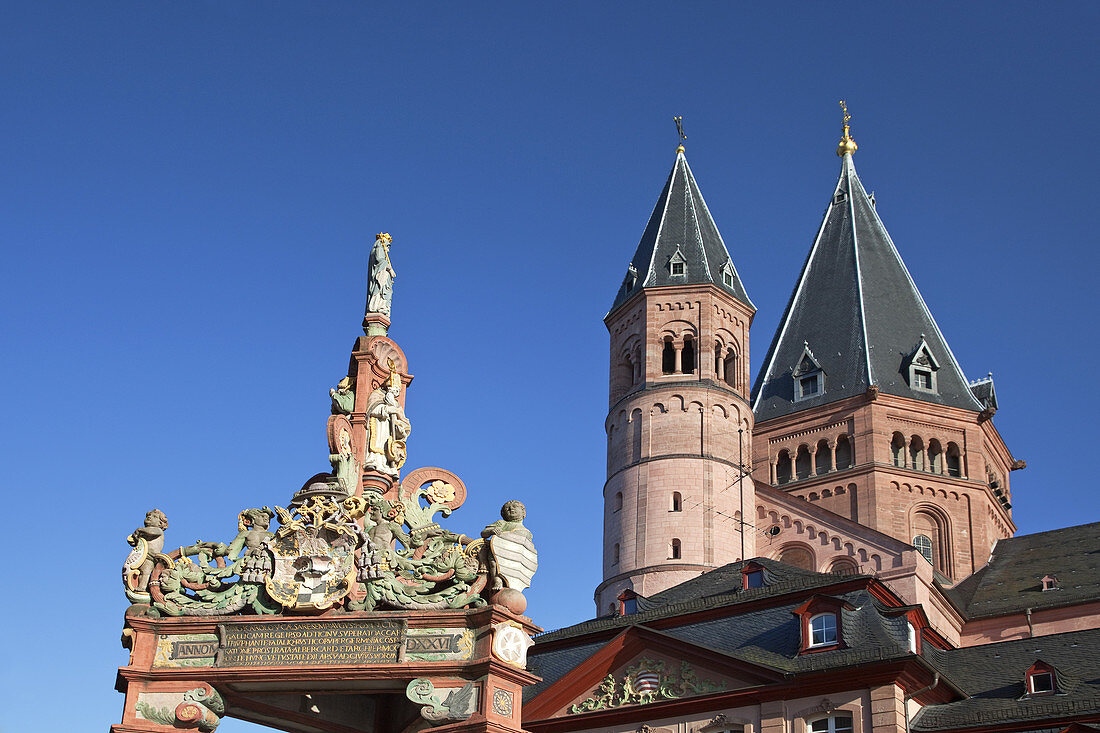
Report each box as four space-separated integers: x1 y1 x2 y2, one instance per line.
124 509 169 597
227 507 276 583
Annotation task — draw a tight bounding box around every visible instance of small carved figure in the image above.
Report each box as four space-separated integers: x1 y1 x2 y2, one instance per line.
481 501 535 591
329 376 355 415
228 507 276 584
124 509 169 598
366 232 396 316
363 363 411 477
329 426 359 494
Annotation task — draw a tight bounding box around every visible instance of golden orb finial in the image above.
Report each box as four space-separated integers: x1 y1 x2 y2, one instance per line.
836 100 858 157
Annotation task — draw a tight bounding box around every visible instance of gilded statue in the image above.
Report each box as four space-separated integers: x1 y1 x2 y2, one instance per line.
366 232 396 317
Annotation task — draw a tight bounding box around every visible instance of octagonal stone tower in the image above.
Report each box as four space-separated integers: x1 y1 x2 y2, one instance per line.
595 146 756 613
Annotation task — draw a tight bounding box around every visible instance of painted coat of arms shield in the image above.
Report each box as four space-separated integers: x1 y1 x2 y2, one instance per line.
265 523 359 611
489 531 538 592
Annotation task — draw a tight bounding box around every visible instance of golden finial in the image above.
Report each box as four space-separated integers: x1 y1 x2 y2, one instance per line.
674 116 687 153
837 100 858 157
376 232 392 245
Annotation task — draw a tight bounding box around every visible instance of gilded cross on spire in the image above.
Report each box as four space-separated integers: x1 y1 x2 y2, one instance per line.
674 116 687 153
837 100 858 157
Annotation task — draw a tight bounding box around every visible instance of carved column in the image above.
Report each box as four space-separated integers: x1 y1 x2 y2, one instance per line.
788 452 797 482
828 439 838 473
674 341 683 374
808 445 819 477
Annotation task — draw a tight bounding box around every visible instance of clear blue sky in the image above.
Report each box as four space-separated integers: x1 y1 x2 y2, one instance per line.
2 3 1097 730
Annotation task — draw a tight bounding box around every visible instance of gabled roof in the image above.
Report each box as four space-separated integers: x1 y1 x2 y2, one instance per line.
752 152 986 419
609 148 753 314
943 522 1100 619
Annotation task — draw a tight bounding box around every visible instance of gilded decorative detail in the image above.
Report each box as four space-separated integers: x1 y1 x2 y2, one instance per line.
568 658 725 714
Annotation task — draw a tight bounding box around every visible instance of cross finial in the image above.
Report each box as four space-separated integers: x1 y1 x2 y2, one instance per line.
674 116 687 153
837 100 858 157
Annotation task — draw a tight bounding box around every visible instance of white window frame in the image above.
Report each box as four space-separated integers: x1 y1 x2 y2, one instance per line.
808 612 838 647
808 714 854 733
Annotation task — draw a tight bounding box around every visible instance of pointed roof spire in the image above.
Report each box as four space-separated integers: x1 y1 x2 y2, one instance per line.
752 126 985 419
837 100 858 157
609 132 753 314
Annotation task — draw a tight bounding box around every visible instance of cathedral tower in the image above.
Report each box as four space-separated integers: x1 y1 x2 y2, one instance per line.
596 145 756 613
750 110 1020 580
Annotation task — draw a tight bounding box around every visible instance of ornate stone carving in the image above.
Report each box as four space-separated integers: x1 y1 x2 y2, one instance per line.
482 500 536 592
406 678 478 724
327 414 360 495
123 509 169 604
363 361 411 477
329 376 355 415
568 658 725 714
135 684 225 731
366 232 396 317
491 621 534 668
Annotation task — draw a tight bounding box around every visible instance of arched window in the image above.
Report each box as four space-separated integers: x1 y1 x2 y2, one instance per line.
776 450 792 485
808 613 838 647
778 546 814 570
891 432 906 467
912 509 949 575
681 336 695 375
909 435 925 471
835 435 852 469
724 350 738 389
670 491 682 512
613 543 620 565
815 439 831 475
828 558 858 575
928 439 943 474
669 538 681 559
795 445 812 480
946 442 962 477
809 715 853 733
614 492 623 512
913 534 933 565
661 338 675 374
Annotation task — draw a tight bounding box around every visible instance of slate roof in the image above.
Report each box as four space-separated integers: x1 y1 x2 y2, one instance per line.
609 148 753 314
535 558 855 644
527 559 913 702
968 375 998 411
943 522 1100 619
913 628 1100 731
752 153 986 420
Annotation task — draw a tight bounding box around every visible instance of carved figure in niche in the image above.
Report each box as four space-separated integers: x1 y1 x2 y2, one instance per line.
124 509 169 600
329 425 359 495
366 232 396 316
363 362 411 477
329 376 355 415
482 500 536 591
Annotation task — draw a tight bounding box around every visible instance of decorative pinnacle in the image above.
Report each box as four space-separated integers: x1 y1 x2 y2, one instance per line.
376 232 392 244
836 100 858 157
674 116 687 153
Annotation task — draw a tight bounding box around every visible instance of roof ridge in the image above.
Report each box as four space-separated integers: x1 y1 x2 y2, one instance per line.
845 154 876 386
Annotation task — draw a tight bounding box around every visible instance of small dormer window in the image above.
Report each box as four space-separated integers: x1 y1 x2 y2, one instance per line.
720 259 736 288
1024 661 1058 696
668 247 687 277
744 570 764 589
1041 574 1059 591
618 589 639 616
1029 672 1053 694
792 342 825 403
905 336 940 394
809 613 838 647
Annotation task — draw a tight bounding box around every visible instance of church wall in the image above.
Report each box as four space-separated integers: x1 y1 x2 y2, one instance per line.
959 601 1100 645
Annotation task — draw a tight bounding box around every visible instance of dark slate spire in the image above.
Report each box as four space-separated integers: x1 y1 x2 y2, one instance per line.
751 150 986 419
610 147 753 313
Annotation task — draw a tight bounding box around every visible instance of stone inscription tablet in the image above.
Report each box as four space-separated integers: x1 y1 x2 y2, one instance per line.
216 620 406 667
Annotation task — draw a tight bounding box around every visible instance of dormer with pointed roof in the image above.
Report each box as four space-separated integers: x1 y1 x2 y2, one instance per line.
751 146 985 419
610 147 753 315
748 111 1019 582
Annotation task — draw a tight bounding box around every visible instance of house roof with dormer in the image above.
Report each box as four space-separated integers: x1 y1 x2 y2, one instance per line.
609 147 753 314
751 152 986 420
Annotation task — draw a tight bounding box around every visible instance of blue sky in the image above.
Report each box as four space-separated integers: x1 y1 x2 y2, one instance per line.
2 3 1097 730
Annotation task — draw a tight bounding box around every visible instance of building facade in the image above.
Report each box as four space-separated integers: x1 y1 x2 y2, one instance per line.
526 120 1100 733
